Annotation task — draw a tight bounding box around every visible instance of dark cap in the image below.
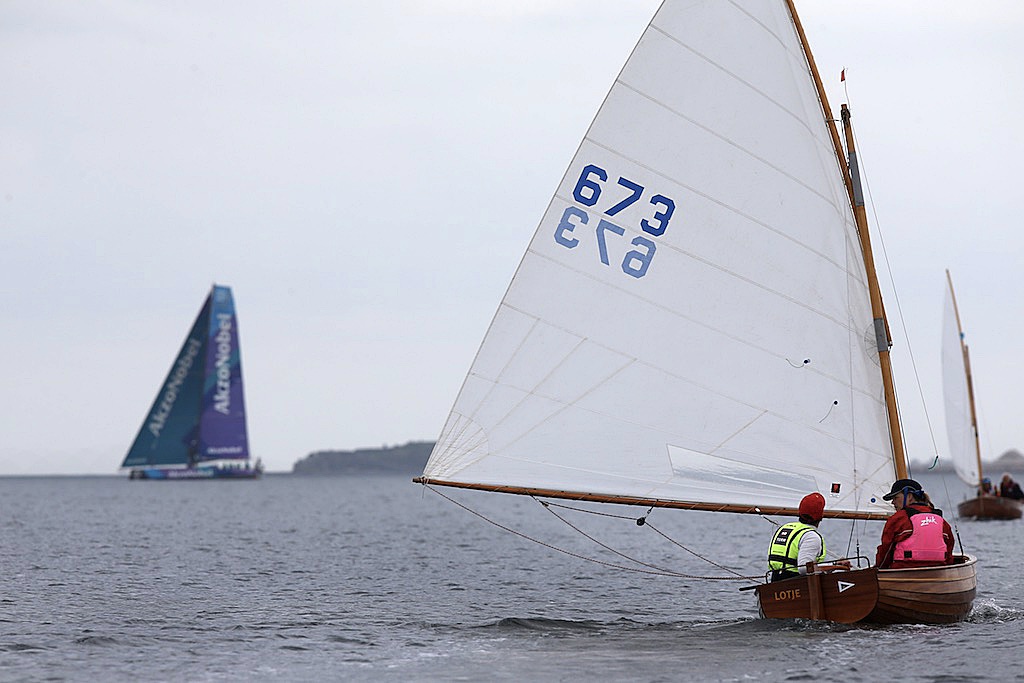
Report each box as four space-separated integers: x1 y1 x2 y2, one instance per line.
882 478 923 501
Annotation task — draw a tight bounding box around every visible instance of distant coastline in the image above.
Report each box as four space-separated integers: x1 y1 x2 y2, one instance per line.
290 443 1024 477
292 441 433 475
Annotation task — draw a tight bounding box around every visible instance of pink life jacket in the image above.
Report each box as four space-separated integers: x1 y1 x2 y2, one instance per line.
893 508 947 562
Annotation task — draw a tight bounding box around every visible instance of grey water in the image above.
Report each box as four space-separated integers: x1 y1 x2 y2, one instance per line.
0 471 1019 682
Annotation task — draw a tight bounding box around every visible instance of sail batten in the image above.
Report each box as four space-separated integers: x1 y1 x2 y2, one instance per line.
423 0 898 517
613 71 841 214
514 244 878 403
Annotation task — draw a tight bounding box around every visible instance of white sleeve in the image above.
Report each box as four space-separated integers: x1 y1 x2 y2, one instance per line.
796 531 823 574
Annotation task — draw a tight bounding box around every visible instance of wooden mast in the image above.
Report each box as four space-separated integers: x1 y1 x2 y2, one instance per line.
785 0 908 480
946 269 984 488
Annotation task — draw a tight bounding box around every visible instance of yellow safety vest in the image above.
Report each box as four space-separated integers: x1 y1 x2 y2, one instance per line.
767 521 826 572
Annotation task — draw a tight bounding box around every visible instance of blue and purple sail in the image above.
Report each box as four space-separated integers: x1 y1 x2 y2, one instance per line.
121 285 261 480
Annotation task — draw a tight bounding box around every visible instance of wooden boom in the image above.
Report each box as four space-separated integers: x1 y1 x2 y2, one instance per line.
414 477 892 521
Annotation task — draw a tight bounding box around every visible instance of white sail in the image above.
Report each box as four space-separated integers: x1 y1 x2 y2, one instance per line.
941 273 979 487
423 0 897 517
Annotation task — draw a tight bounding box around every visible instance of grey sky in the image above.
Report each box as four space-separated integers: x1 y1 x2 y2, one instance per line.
2 1 1022 475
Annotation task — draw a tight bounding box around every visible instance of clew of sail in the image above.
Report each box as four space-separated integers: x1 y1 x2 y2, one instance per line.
421 1 898 518
941 272 979 487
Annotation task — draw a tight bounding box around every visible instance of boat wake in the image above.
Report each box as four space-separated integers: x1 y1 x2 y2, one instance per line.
472 615 759 635
0 643 47 652
479 617 608 633
966 599 1024 623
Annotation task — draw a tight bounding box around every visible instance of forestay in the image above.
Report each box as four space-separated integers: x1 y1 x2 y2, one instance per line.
941 274 979 487
422 0 898 518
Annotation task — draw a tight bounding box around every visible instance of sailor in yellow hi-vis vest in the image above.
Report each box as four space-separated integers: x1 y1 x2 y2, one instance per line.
767 492 851 582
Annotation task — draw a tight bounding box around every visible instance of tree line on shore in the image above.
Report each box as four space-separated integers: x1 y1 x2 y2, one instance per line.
292 441 433 475
290 442 1024 476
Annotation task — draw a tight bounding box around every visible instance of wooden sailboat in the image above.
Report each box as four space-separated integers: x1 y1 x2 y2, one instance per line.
942 270 1022 519
755 555 978 624
415 0 975 624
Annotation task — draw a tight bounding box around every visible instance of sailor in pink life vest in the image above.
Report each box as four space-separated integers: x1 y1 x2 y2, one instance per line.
876 478 954 569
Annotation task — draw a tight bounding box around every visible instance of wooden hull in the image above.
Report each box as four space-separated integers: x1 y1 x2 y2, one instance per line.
754 555 977 625
755 567 878 624
864 554 977 624
957 495 1022 520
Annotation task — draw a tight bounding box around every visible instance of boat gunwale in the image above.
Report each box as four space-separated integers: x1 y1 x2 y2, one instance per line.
876 554 977 575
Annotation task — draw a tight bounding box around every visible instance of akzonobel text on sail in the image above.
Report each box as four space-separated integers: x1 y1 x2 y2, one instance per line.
212 313 234 415
147 338 203 438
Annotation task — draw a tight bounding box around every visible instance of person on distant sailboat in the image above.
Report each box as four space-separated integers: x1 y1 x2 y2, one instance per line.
999 474 1024 500
767 493 851 582
876 479 954 569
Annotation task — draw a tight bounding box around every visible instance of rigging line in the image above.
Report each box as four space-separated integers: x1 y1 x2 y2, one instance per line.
840 221 862 562
641 522 751 579
754 508 780 527
551 498 845 572
421 484 685 577
536 499 693 576
845 517 856 561
536 499 753 581
539 499 646 521
818 400 839 423
850 122 941 461
540 497 759 580
934 463 966 555
422 484 759 581
935 440 968 556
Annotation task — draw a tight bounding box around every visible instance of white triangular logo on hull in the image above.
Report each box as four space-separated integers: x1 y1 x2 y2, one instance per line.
837 581 855 593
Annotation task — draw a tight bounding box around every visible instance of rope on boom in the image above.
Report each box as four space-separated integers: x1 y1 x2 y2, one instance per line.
420 484 762 581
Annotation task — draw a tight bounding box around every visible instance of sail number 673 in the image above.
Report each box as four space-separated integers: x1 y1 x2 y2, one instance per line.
572 164 675 237
553 164 676 279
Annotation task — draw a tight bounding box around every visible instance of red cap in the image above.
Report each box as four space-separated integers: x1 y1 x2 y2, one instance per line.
799 492 826 522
